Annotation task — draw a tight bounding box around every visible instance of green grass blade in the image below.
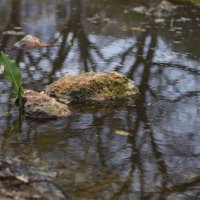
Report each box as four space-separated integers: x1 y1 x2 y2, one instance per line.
0 52 24 109
0 52 23 96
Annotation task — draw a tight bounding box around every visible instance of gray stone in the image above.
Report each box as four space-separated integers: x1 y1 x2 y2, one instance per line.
23 90 71 119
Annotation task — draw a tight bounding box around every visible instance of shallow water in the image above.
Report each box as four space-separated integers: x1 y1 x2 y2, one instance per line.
0 0 200 199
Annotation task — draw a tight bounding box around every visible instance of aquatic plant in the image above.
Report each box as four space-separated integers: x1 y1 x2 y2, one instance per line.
0 52 24 109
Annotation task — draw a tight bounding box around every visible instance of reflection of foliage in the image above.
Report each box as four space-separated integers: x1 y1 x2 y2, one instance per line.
0 116 22 149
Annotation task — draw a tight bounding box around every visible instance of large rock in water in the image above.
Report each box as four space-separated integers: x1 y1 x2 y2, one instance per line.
23 90 71 119
45 72 139 104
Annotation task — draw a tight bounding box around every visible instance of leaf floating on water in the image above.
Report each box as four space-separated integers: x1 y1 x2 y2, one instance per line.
155 18 165 23
2 30 24 36
115 130 129 136
16 174 29 183
132 6 147 14
129 27 146 32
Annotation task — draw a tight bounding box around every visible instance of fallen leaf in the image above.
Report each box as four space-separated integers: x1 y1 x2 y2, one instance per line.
129 27 146 32
16 174 29 183
155 18 165 23
3 30 24 36
132 6 147 14
115 130 129 136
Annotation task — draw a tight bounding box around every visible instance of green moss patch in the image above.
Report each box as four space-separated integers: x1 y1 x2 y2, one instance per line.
45 72 139 104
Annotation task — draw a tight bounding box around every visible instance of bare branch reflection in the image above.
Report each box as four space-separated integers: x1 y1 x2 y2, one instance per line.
0 1 200 199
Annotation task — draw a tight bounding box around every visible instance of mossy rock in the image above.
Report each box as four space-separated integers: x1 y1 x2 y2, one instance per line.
45 72 139 104
23 90 71 119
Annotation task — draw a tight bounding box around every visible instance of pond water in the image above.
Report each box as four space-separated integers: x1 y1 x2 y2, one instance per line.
0 0 200 199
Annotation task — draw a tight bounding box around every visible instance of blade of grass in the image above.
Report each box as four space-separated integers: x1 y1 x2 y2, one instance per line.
0 52 24 109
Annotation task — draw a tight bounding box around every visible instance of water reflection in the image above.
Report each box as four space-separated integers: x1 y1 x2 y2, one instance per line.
0 0 200 199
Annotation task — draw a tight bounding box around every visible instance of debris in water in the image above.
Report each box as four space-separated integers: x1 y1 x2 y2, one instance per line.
14 35 48 49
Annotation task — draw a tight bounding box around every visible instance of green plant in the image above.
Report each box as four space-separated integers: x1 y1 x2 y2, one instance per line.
0 52 24 110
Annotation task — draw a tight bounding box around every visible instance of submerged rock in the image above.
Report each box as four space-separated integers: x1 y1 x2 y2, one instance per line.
14 35 48 49
23 90 71 119
132 0 176 18
45 72 139 104
150 0 176 18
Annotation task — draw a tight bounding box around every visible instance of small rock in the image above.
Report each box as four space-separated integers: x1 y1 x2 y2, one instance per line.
45 72 139 104
23 90 71 119
132 6 147 14
132 1 176 18
14 35 48 49
150 0 176 18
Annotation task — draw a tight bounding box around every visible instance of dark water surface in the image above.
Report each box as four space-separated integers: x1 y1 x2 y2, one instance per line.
0 0 200 199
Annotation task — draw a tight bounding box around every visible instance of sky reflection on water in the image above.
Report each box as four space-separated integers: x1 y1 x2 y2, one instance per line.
0 0 200 199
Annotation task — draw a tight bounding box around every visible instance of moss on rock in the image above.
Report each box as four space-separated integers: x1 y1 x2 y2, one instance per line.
45 72 139 104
